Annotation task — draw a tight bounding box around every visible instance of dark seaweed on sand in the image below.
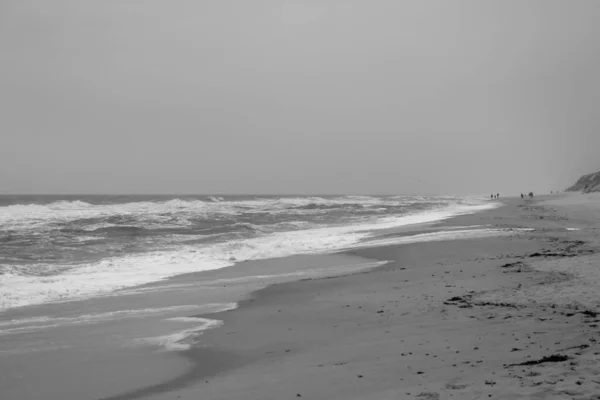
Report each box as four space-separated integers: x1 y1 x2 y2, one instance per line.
507 354 570 367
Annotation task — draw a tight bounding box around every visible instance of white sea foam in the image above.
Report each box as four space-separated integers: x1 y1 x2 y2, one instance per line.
437 224 489 230
0 199 501 311
197 262 389 286
0 195 470 232
169 302 238 318
147 302 237 352
0 253 231 310
0 199 222 232
0 304 208 335
115 282 220 296
134 317 224 351
167 317 211 323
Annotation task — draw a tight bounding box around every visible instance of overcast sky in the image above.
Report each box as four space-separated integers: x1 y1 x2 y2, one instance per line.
1 0 599 195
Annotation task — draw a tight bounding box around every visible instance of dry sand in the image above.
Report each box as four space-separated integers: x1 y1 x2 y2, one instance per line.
96 193 600 400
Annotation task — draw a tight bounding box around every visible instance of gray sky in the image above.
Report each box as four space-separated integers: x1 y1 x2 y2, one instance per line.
1 0 599 195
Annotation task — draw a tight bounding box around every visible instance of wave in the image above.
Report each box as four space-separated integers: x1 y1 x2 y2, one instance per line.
89 225 147 234
0 195 449 232
133 302 238 351
0 199 500 311
268 220 315 230
199 261 389 286
0 305 207 335
0 199 215 232
0 251 231 310
291 202 367 211
230 222 265 233
0 302 237 337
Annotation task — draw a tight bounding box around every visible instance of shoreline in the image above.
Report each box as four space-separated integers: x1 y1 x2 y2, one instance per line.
107 194 600 400
1 199 502 400
0 197 499 313
5 194 600 400
87 200 510 400
94 195 585 400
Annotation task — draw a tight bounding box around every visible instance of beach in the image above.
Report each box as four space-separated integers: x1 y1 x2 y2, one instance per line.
2 193 600 399
121 194 600 400
4 1 600 398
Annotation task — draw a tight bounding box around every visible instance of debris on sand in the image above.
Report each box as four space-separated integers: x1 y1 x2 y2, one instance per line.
474 301 520 309
507 354 570 367
443 295 473 307
560 344 589 351
499 261 527 268
580 310 599 318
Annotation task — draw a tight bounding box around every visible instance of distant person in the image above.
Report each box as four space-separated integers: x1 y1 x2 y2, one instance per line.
496 193 499 199
490 194 493 200
521 193 524 199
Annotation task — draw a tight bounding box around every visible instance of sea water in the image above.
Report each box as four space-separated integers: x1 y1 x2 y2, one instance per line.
0 194 499 311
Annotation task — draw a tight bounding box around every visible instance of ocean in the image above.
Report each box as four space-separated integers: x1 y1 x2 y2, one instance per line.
0 194 497 311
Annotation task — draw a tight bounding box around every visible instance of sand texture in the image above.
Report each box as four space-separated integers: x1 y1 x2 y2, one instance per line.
119 194 600 400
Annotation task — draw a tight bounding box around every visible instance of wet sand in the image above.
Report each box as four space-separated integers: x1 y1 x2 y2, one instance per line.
129 194 600 400
0 253 385 400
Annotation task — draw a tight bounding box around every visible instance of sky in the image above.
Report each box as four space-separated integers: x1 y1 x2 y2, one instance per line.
1 0 599 195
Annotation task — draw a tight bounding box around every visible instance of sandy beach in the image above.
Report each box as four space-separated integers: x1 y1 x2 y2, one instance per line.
3 193 600 400
84 193 599 400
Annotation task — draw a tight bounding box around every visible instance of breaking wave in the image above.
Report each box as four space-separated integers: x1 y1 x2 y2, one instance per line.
0 195 500 310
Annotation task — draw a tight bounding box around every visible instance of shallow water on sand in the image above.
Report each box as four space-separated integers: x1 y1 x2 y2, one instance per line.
0 253 387 400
